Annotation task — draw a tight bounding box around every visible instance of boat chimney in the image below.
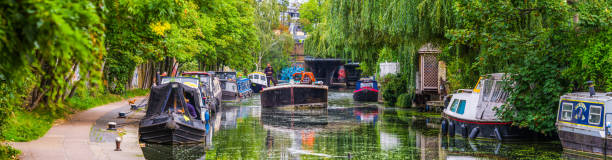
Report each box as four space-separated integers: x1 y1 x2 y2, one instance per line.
587 81 595 97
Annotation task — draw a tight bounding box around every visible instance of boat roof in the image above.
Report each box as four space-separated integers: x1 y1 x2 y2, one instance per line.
145 82 201 118
182 71 210 75
562 92 612 102
248 72 265 75
482 73 509 80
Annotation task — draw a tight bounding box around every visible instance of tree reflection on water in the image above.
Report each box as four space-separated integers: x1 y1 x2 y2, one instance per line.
142 92 565 160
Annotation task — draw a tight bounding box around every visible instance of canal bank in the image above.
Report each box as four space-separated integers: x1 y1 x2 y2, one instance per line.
10 97 146 160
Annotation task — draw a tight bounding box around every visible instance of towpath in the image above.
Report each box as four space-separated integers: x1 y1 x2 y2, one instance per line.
11 97 147 160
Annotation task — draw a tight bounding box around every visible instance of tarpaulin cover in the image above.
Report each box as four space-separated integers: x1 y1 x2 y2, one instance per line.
145 82 201 119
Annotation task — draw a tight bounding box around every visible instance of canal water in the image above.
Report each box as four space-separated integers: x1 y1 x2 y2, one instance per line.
140 91 596 160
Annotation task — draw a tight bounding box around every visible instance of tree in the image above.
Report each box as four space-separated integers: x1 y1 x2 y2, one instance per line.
306 0 612 134
253 0 294 71
298 0 326 33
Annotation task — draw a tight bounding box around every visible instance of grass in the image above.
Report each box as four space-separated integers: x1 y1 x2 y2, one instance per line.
0 89 149 142
0 143 19 160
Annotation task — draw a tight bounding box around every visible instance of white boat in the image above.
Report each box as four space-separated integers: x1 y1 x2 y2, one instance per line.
441 73 530 140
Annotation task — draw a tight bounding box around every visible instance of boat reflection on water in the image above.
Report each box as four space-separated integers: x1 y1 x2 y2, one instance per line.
142 92 566 160
140 143 206 160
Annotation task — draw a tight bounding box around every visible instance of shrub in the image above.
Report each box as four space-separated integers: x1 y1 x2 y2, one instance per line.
396 93 413 108
381 74 407 106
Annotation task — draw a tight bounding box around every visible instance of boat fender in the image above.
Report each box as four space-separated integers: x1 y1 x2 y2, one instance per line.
469 127 480 139
166 120 178 130
448 122 455 137
494 128 503 141
441 119 448 135
461 124 468 138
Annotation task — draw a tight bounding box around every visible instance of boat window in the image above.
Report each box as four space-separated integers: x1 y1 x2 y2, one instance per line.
589 105 602 125
491 81 503 102
255 75 259 80
482 80 493 101
450 100 459 112
561 103 573 121
457 100 467 114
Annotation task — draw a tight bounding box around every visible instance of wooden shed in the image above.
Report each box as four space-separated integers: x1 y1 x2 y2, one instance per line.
415 43 447 105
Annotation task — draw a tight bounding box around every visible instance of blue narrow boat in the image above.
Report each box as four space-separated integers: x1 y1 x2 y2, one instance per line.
353 78 378 102
237 78 253 98
556 90 612 157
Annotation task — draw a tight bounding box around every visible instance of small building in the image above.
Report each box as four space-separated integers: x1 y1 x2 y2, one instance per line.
415 43 447 105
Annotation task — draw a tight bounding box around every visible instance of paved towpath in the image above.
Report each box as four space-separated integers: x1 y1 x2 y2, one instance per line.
11 97 146 160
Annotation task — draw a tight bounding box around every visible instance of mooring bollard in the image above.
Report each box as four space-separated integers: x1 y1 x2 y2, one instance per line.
115 137 122 151
107 122 117 130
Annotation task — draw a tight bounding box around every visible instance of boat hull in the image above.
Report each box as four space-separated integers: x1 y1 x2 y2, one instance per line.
558 129 612 157
251 83 266 93
221 90 239 102
139 115 205 144
353 88 378 102
260 84 328 108
442 113 530 140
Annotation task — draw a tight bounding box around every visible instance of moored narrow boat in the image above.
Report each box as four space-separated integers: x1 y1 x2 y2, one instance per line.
260 72 328 108
248 72 268 93
216 72 240 102
441 73 531 140
556 89 612 157
139 81 206 144
353 78 379 102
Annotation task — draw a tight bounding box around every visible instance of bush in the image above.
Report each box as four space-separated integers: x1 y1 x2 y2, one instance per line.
396 93 413 108
0 144 19 160
381 74 408 106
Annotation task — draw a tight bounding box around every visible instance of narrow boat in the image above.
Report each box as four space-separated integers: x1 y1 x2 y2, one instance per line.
182 71 222 113
248 72 268 93
215 72 240 102
260 72 328 108
353 78 379 102
139 79 206 144
237 78 253 98
556 88 612 157
440 73 530 140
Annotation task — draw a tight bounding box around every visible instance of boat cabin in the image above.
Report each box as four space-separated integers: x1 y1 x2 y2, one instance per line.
248 72 267 86
556 92 612 155
444 73 511 122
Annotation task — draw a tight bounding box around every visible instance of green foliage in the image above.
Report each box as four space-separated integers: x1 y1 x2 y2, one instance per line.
381 74 408 107
254 0 294 71
104 0 259 92
310 0 611 134
298 0 327 33
1 89 148 142
396 93 413 108
0 144 19 160
0 0 106 113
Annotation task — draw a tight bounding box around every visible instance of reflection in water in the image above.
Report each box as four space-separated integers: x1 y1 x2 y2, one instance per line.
142 91 567 159
140 143 205 160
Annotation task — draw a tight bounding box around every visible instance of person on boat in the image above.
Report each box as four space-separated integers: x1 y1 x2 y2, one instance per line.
265 64 277 86
184 98 197 118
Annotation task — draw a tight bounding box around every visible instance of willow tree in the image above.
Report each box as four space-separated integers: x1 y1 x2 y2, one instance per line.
307 0 611 134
